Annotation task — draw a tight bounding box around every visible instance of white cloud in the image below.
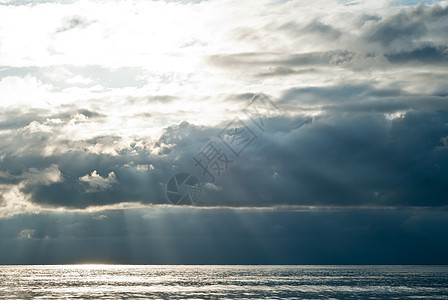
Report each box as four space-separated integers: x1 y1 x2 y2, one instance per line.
79 170 118 193
24 121 53 133
0 165 63 218
24 164 63 186
0 75 55 109
203 182 222 191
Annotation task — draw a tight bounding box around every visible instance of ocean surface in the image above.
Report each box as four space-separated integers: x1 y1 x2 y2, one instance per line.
0 265 447 299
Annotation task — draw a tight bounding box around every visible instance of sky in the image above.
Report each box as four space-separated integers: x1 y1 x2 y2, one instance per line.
0 0 448 264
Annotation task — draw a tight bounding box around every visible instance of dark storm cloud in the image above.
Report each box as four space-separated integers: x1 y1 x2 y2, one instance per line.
1 207 448 264
0 170 22 185
0 108 47 130
364 3 448 46
4 140 162 208
365 12 427 46
0 119 217 209
21 153 164 209
280 84 448 113
153 89 448 208
385 44 448 64
1 87 448 210
280 84 403 106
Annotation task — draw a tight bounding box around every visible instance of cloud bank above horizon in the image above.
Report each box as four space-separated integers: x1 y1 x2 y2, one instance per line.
0 0 448 217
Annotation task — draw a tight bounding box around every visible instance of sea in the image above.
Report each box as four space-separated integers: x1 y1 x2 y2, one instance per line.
0 265 447 299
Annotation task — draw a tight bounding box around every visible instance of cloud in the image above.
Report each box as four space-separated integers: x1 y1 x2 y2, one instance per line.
364 7 428 46
0 194 5 207
254 67 317 78
55 16 94 33
280 20 342 41
25 164 63 186
203 182 222 191
385 44 448 63
207 50 355 69
1 207 448 264
0 86 446 211
0 164 63 217
79 170 118 193
0 0 448 215
364 3 448 46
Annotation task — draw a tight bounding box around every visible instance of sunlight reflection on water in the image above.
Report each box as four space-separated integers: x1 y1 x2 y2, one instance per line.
0 265 447 299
